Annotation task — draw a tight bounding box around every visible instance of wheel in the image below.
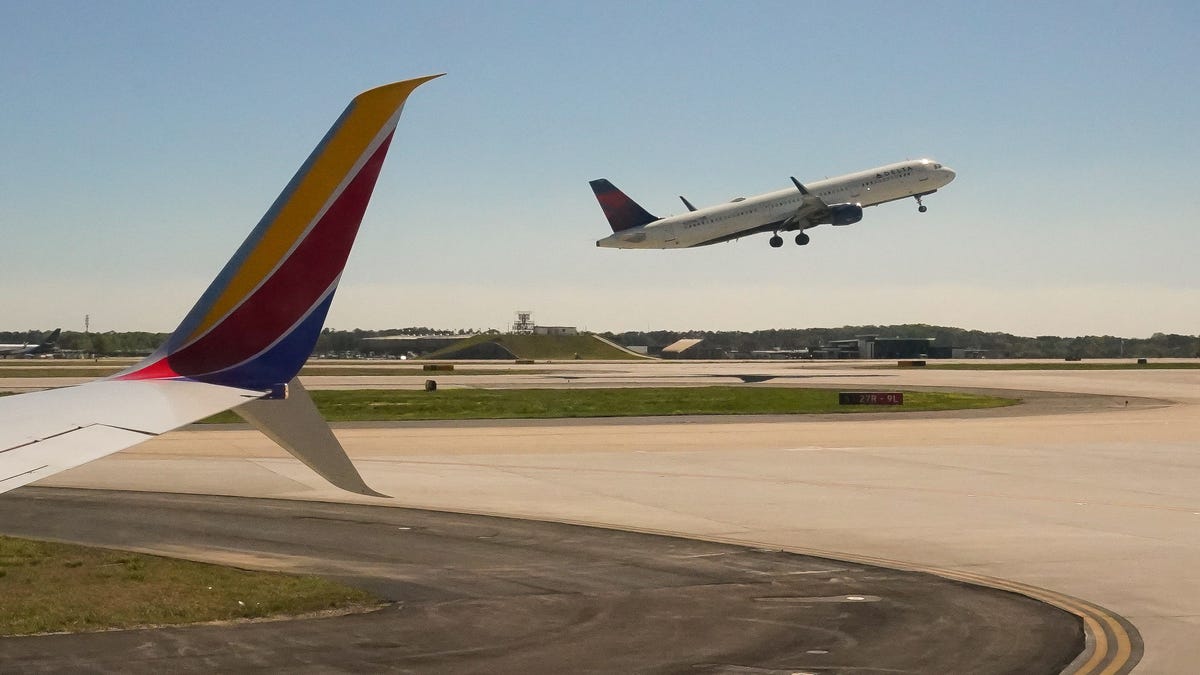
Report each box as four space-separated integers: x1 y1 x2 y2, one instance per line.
769 235 784 248
795 232 810 246
918 205 928 213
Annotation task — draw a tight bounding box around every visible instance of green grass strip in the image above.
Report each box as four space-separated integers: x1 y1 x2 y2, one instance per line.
0 536 375 636
0 367 124 378
424 334 639 360
201 387 1017 423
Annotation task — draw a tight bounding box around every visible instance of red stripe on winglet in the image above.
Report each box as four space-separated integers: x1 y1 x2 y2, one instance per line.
158 132 395 377
117 357 179 381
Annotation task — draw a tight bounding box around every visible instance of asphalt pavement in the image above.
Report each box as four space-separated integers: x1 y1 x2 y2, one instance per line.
0 488 1083 674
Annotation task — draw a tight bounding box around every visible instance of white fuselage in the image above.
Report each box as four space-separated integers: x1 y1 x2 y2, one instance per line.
0 344 38 356
597 159 955 249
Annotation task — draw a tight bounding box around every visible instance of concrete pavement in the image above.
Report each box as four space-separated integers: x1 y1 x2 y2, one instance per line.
29 361 1200 671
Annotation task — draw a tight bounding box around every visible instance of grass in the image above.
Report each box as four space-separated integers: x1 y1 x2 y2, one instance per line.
296 367 551 376
200 387 1017 423
0 367 124 378
0 535 376 636
424 334 640 360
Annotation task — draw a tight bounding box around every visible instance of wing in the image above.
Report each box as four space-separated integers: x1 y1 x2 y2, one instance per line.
780 177 833 230
0 75 442 497
0 380 261 492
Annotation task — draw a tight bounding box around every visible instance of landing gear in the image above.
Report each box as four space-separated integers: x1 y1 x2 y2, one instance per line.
769 234 784 248
795 232 810 246
915 195 928 213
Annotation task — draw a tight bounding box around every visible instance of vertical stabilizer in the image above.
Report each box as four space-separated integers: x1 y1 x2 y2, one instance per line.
589 179 660 232
32 329 60 355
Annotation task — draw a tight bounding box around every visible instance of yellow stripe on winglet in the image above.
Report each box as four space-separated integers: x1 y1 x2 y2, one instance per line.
187 75 443 342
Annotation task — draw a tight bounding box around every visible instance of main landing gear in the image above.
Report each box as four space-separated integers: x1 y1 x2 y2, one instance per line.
914 194 928 213
768 232 809 248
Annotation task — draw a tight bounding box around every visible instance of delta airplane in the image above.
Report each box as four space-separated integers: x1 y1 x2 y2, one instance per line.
0 75 442 497
592 159 956 249
0 329 60 358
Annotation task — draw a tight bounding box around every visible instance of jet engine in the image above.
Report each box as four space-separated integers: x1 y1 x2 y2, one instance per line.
828 203 864 226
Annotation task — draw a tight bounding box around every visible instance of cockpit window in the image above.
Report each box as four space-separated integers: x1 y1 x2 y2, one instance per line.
933 163 942 169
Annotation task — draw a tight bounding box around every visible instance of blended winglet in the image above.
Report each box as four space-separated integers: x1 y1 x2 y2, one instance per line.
116 75 442 391
0 78 441 499
590 179 659 232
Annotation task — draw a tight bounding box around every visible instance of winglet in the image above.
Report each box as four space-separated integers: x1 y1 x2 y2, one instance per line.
679 196 697 212
234 377 387 497
116 75 442 391
790 176 811 195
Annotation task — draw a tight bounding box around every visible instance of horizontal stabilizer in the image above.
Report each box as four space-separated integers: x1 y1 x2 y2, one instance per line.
234 377 387 498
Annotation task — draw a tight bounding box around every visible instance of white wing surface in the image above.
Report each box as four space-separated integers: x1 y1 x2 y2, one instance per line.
0 380 261 492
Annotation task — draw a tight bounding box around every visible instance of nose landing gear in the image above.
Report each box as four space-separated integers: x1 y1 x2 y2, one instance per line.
915 195 928 213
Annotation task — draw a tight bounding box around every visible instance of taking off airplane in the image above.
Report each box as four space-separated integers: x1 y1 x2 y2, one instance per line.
592 159 956 249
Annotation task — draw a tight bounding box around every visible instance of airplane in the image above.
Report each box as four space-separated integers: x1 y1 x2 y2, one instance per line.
591 159 956 249
0 329 61 358
0 75 442 498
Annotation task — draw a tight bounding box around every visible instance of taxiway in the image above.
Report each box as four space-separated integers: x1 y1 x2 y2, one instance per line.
14 360 1200 671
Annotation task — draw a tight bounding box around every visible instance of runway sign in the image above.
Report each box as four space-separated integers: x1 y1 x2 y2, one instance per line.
839 392 904 405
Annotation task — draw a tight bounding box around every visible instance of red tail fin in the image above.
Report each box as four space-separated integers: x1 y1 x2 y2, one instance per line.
589 179 660 232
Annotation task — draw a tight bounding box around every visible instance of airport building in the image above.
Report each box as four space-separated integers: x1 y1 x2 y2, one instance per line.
811 335 956 360
660 338 727 359
533 326 578 336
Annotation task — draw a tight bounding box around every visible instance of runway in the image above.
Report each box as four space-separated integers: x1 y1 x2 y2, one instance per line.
0 488 1081 673
14 360 1200 671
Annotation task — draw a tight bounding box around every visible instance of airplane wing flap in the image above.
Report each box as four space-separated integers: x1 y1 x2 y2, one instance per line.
0 379 265 495
0 424 152 491
3 380 264 443
782 193 831 229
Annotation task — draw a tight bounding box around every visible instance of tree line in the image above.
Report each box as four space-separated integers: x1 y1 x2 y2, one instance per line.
599 325 1200 359
2 325 1195 359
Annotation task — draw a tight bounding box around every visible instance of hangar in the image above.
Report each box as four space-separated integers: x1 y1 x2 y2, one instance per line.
815 335 936 359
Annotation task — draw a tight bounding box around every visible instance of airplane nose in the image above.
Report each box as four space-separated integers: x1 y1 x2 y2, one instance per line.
941 167 956 183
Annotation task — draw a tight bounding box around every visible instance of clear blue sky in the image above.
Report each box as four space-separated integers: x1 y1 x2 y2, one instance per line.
3 1 1196 337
